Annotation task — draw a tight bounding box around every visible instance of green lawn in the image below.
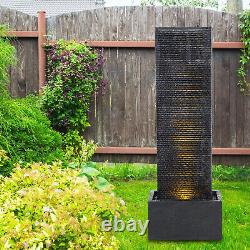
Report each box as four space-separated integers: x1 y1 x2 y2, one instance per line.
113 180 250 250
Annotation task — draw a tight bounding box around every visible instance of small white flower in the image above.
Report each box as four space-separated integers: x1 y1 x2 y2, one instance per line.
52 182 59 186
120 199 126 206
17 190 26 197
55 189 62 193
43 206 52 213
23 242 28 248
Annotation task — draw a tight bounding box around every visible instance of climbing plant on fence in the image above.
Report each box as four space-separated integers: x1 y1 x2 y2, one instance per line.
42 40 107 134
42 40 107 164
238 10 250 93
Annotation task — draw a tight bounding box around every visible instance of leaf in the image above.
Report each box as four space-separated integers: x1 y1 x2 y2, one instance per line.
80 167 100 179
96 176 110 191
67 162 79 169
50 213 57 222
81 161 96 169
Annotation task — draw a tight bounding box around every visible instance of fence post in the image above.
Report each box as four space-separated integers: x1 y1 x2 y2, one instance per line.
38 11 46 93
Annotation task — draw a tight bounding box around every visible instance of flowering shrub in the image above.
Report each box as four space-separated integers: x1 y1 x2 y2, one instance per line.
42 40 107 134
0 163 124 249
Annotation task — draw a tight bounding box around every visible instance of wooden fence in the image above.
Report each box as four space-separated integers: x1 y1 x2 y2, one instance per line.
1 6 250 165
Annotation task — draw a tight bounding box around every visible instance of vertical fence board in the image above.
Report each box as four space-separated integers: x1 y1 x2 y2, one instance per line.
214 51 230 147
162 7 178 27
200 8 208 27
229 50 238 147
244 72 250 146
155 6 163 27
111 49 126 146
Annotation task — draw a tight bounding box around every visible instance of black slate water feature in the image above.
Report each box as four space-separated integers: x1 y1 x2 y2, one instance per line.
148 27 222 241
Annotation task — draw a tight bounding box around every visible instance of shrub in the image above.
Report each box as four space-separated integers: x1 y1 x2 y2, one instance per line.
0 150 12 177
0 25 16 96
0 163 124 249
42 40 107 134
0 96 64 175
64 130 97 166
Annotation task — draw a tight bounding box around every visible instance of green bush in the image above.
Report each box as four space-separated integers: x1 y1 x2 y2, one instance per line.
0 163 124 249
42 40 107 134
0 96 64 175
64 130 97 166
0 150 12 177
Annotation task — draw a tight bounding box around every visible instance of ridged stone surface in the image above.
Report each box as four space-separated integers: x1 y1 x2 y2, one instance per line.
156 27 212 200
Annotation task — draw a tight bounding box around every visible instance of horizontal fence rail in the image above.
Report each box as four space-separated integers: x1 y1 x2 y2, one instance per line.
95 147 250 155
48 40 245 49
8 31 39 37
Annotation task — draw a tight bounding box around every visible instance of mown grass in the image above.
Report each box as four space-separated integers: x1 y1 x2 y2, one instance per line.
113 180 250 250
96 163 250 250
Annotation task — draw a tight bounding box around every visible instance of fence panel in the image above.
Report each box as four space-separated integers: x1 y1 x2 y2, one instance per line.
46 6 250 151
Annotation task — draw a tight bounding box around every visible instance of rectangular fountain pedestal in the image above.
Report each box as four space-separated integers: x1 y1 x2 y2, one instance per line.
148 190 222 241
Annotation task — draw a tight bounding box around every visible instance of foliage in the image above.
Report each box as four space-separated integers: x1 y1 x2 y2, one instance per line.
42 40 107 134
0 163 125 249
238 10 250 93
212 165 250 181
64 130 97 166
0 96 64 176
95 163 250 181
141 0 219 8
79 162 113 192
96 163 157 181
67 161 112 191
0 150 12 177
0 25 16 96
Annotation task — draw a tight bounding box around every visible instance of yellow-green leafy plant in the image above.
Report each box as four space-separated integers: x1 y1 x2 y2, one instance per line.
0 163 125 249
64 130 97 166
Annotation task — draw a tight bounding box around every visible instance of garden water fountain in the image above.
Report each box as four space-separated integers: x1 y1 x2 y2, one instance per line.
148 27 222 241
